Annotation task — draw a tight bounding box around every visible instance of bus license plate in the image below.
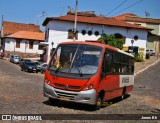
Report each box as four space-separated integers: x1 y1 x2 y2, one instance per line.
59 96 70 101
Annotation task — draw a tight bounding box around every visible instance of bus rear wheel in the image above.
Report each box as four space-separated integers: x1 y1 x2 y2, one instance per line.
120 87 126 100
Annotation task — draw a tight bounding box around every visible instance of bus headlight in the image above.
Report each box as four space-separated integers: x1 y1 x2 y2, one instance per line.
44 78 50 85
83 82 94 91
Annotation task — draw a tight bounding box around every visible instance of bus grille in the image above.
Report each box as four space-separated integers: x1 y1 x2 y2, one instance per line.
54 83 81 91
55 91 77 100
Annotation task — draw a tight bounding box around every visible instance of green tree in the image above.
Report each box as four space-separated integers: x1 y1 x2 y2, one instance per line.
98 34 124 49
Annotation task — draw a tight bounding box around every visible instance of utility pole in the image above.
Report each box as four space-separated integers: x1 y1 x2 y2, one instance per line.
73 0 78 41
0 15 4 47
101 25 104 43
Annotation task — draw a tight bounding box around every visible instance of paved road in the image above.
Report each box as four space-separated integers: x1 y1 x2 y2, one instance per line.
0 59 160 122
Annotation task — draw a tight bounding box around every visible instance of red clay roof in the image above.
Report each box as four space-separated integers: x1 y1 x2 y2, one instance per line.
43 14 151 30
6 31 45 41
114 13 160 24
2 21 40 36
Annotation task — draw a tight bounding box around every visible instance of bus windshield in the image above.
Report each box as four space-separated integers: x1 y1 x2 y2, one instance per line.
49 44 102 75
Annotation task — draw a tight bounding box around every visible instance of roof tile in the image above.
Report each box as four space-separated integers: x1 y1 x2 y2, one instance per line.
3 21 40 36
5 31 44 41
43 14 151 30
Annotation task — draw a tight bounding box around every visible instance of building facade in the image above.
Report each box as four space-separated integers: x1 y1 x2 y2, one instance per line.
0 21 45 58
42 12 150 63
3 31 44 54
114 13 160 53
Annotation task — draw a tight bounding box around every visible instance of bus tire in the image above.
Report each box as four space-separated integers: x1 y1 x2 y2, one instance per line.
93 93 104 110
96 96 102 109
121 87 126 100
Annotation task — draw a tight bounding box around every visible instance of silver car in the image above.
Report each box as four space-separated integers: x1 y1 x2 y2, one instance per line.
10 55 20 64
146 49 155 56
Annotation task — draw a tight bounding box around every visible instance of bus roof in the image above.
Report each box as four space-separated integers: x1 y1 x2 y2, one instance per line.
60 41 134 57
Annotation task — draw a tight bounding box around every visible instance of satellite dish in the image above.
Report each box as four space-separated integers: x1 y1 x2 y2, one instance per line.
145 11 150 18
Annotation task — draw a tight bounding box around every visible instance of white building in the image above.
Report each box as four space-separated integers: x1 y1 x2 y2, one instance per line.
3 31 44 54
42 12 151 63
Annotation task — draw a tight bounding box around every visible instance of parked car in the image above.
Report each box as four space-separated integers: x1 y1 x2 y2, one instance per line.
146 49 155 56
36 61 46 72
10 55 20 64
41 63 48 74
0 51 4 59
19 58 31 67
21 61 38 73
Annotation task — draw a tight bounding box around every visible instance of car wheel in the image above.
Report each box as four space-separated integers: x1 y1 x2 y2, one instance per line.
25 68 28 72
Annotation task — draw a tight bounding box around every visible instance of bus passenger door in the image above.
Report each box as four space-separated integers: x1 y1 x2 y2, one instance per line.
99 53 113 100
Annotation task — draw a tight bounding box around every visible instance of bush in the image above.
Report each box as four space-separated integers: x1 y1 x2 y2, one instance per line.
134 53 144 62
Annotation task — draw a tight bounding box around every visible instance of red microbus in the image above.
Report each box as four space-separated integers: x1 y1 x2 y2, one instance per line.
43 41 134 109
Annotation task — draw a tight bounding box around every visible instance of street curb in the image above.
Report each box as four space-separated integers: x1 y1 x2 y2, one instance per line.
135 60 160 76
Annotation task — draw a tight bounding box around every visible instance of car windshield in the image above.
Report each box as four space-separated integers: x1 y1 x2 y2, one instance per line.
43 64 48 67
26 62 36 66
49 44 102 75
14 56 19 59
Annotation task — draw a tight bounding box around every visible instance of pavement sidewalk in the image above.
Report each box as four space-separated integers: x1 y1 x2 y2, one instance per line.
135 55 160 76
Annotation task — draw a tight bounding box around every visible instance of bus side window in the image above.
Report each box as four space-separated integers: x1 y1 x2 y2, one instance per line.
103 53 113 73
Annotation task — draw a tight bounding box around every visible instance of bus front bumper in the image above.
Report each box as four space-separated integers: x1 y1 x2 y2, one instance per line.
43 82 97 105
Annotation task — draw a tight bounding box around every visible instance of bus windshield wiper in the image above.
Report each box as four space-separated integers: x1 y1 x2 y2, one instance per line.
76 66 83 77
69 65 83 77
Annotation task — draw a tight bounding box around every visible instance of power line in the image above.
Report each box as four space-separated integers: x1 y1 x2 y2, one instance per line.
106 0 128 16
81 0 143 31
111 0 143 16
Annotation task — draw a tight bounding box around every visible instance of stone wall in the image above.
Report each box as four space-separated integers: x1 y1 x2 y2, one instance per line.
4 51 40 59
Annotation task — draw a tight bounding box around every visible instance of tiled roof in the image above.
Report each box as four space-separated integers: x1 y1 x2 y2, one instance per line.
114 13 160 24
43 14 151 30
5 31 45 41
2 21 40 36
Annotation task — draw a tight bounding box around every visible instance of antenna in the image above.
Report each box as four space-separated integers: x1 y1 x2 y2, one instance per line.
36 11 47 25
68 6 74 13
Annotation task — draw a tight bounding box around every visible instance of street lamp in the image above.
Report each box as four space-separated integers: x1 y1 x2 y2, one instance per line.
131 39 134 53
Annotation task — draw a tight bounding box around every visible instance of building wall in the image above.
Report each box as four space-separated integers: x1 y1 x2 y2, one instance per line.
3 38 43 54
147 23 159 35
44 20 148 62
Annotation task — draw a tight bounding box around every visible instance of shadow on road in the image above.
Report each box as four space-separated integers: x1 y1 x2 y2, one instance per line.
43 94 131 112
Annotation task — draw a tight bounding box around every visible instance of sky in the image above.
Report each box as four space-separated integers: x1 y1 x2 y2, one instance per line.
0 0 160 31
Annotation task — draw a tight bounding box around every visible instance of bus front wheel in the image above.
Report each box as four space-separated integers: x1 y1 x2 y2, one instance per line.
93 96 103 110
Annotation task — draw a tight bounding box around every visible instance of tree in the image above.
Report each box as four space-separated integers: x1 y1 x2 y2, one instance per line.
98 34 124 50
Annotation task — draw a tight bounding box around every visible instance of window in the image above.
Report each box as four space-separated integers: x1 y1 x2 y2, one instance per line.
29 41 33 49
38 45 44 50
68 29 78 39
16 39 21 48
103 49 134 75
